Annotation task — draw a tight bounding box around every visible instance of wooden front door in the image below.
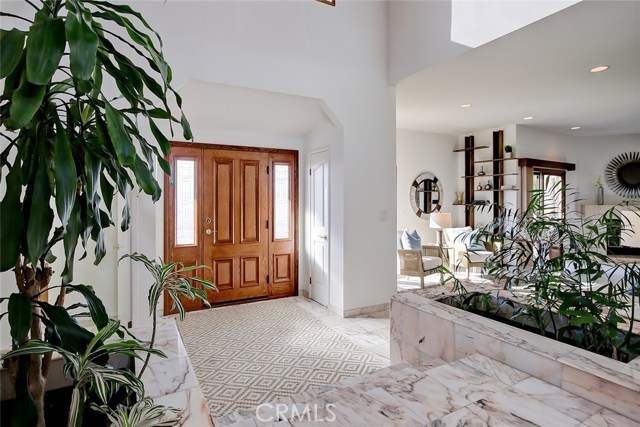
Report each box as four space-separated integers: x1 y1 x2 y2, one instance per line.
164 143 298 313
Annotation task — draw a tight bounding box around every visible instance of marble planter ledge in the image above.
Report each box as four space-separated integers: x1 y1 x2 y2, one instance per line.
390 291 640 421
130 318 213 426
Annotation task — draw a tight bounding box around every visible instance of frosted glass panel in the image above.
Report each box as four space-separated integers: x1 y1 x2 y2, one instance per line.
274 164 290 239
176 159 196 245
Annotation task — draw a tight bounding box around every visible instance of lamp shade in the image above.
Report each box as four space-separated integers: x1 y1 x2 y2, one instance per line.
430 212 452 230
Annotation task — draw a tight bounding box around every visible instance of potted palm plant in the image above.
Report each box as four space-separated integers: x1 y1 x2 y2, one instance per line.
0 0 209 425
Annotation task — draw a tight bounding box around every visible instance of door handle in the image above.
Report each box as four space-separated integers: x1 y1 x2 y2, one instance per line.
319 234 328 240
206 229 216 235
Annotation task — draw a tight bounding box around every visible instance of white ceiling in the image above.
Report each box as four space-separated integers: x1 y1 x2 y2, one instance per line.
396 1 640 137
179 80 334 138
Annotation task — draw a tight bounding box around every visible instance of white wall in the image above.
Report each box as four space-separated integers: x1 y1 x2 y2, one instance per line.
396 129 458 243
515 126 640 207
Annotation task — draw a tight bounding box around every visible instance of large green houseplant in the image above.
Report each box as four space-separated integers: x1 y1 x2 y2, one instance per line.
0 0 200 425
457 184 640 361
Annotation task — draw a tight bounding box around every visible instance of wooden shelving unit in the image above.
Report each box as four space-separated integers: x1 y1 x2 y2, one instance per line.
474 158 518 164
453 130 517 227
452 145 490 153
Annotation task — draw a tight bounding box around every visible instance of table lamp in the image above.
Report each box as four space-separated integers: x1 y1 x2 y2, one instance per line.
430 212 452 246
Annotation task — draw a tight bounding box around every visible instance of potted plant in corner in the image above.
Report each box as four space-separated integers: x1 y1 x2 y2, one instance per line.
0 0 208 425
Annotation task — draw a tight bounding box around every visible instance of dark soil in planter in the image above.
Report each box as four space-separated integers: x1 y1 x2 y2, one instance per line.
1 385 134 426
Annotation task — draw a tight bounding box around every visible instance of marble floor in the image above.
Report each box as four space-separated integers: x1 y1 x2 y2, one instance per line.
291 297 391 363
215 353 640 427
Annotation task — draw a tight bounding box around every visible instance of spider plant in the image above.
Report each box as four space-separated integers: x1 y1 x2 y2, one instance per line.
1 320 174 427
120 253 216 378
91 397 180 427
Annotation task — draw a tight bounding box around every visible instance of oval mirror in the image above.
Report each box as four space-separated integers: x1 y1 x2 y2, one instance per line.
410 172 442 219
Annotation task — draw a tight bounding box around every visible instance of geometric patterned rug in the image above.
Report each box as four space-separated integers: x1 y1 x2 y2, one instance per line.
176 298 387 417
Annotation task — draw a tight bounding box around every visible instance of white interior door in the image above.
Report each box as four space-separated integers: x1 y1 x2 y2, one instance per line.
309 150 329 306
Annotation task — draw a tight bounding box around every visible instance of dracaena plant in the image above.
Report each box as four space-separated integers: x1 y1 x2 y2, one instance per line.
1 0 191 425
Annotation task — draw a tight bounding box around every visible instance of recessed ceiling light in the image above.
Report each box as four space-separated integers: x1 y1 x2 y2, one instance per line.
523 116 534 121
571 126 581 130
460 103 472 108
590 65 609 73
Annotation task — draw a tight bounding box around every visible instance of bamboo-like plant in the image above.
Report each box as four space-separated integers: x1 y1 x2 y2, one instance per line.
469 183 640 361
1 0 191 425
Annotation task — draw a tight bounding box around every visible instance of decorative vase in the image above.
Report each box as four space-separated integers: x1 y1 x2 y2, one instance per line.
597 186 604 205
505 152 513 159
478 166 486 176
476 184 482 191
485 180 492 190
455 191 464 204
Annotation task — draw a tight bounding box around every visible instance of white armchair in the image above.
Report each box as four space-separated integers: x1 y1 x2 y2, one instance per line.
443 227 496 279
397 230 443 288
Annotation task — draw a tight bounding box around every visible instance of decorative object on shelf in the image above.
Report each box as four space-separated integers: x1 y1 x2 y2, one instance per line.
484 180 492 190
504 145 513 159
430 212 452 246
455 191 465 205
478 166 486 176
604 152 640 198
477 183 483 191
410 172 442 219
594 175 605 205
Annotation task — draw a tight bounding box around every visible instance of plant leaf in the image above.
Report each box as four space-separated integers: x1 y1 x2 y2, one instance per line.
65 0 99 81
104 101 135 166
8 70 46 129
8 293 32 343
0 162 23 271
26 12 66 85
0 28 25 79
27 165 54 266
54 120 77 226
37 302 94 354
67 284 109 329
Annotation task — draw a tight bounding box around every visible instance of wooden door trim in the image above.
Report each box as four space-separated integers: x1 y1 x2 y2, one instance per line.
170 141 298 156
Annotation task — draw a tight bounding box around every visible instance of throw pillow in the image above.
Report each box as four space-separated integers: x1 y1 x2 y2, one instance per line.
401 229 422 250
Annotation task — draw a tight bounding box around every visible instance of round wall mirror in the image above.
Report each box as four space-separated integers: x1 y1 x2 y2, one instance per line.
605 152 640 198
410 172 442 219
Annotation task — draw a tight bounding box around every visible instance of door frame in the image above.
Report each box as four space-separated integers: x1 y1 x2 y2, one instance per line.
308 147 330 306
163 141 299 314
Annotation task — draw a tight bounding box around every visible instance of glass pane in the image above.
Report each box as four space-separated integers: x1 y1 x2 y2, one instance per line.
175 159 196 245
274 164 290 239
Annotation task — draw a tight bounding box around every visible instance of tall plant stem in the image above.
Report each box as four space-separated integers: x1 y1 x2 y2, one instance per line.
137 304 157 380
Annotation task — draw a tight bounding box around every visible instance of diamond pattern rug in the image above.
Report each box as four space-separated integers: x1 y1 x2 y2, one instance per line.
176 298 387 417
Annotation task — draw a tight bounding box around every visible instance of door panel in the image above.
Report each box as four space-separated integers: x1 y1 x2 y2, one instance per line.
309 150 329 306
204 149 269 304
212 158 234 244
165 144 297 312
